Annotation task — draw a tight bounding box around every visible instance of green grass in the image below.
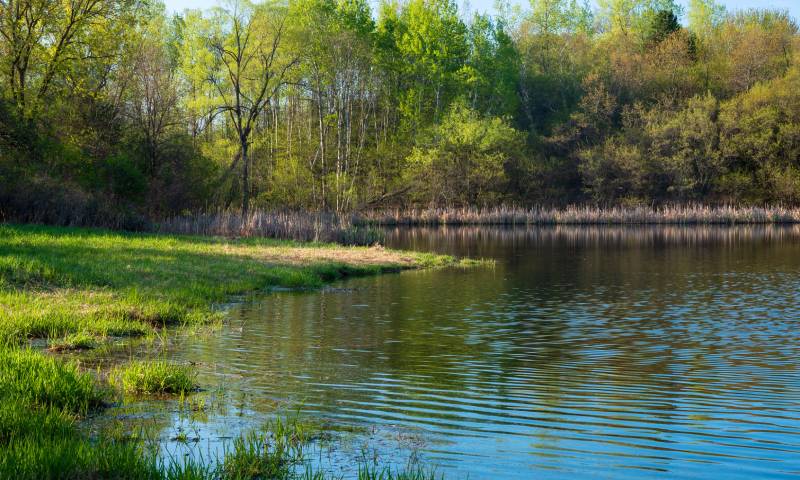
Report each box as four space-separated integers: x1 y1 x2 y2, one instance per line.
0 437 161 480
47 332 100 352
356 466 444 480
0 223 462 346
0 348 103 447
0 348 104 414
113 361 197 395
0 403 75 444
220 431 295 479
0 347 142 479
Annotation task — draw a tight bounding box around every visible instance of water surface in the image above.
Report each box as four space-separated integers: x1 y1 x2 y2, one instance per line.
114 226 800 478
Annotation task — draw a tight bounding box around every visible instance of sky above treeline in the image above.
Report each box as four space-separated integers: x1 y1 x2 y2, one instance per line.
163 0 800 19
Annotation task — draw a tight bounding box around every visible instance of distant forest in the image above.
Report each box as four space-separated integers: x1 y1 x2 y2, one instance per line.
1 0 799 226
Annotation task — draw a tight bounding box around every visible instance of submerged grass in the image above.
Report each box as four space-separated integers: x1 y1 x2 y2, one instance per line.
356 466 443 480
47 332 99 352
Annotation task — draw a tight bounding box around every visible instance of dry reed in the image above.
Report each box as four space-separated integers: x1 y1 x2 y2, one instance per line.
352 205 800 226
156 210 383 245
153 205 800 246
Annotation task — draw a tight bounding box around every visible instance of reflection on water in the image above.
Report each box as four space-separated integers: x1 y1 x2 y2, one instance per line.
114 226 800 478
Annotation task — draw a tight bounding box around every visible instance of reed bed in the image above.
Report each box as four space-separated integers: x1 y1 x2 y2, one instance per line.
155 206 800 247
387 224 800 248
353 205 800 226
157 210 383 246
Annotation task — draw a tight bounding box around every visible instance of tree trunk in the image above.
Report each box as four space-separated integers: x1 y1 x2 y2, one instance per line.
241 138 250 215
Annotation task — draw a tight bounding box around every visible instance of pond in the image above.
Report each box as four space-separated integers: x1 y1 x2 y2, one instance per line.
102 226 800 479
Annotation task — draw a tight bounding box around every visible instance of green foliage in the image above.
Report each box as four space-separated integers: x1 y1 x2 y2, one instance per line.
1 0 799 215
647 9 681 44
407 103 526 205
393 0 469 129
579 136 649 202
598 0 684 46
688 0 726 40
106 153 147 200
465 14 520 118
649 93 723 198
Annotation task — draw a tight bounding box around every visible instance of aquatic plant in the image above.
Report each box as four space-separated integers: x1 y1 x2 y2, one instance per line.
356 466 443 480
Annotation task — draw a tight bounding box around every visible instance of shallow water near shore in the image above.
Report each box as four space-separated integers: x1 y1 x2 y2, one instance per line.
98 225 800 478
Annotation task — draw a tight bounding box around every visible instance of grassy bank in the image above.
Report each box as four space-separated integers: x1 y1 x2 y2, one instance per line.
0 223 468 478
0 223 464 347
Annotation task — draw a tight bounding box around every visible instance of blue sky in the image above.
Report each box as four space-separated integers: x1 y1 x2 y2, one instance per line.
163 0 800 19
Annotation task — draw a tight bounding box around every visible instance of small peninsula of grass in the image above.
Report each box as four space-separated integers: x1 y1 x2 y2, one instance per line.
0 223 472 478
0 223 466 346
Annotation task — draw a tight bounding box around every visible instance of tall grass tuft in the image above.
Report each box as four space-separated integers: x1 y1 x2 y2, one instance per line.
0 437 160 480
112 361 197 395
0 348 104 414
47 332 99 352
220 415 315 479
357 465 443 480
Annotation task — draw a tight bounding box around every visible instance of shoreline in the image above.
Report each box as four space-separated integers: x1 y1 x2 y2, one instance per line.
0 223 473 478
0 223 471 347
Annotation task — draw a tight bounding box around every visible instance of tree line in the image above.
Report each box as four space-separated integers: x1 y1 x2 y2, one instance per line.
1 0 798 225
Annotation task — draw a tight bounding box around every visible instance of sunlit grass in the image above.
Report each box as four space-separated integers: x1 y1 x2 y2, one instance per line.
356 465 444 480
0 437 159 480
0 348 104 414
112 361 197 395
